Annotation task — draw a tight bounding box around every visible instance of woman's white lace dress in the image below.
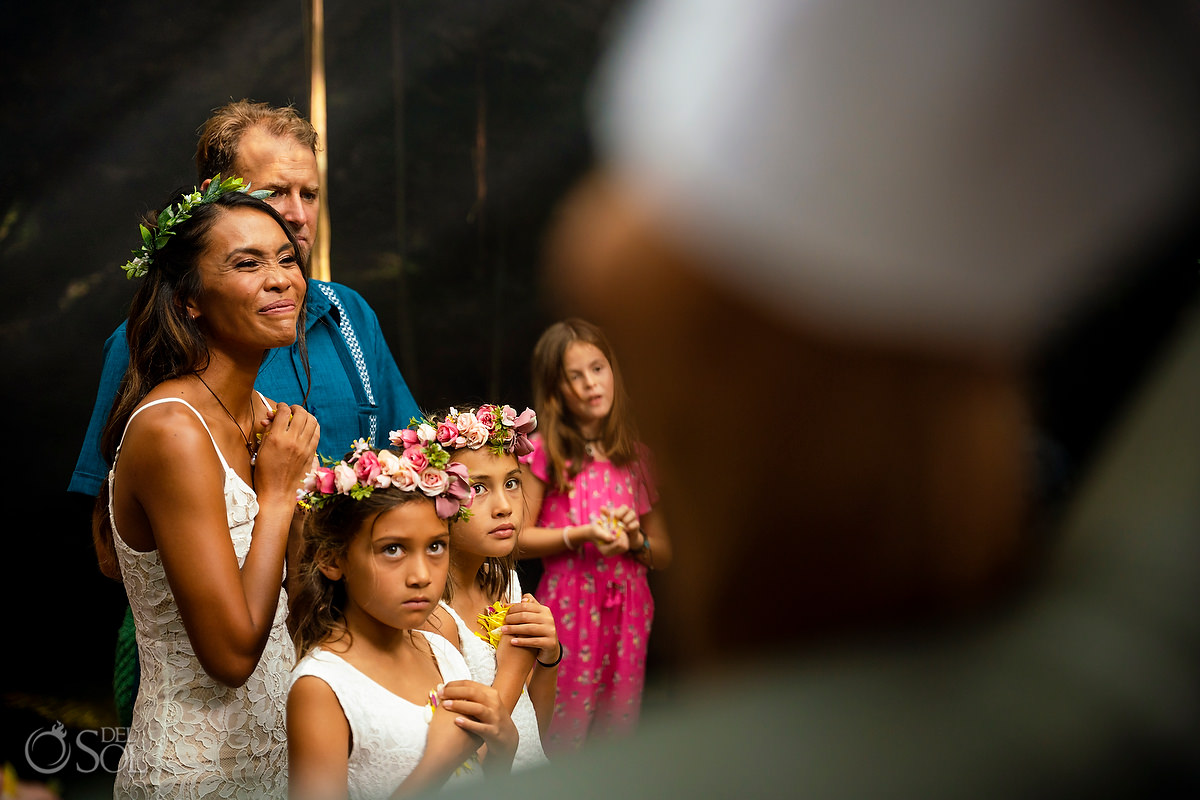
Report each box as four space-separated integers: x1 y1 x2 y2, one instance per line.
290 631 481 800
110 398 293 799
438 570 548 771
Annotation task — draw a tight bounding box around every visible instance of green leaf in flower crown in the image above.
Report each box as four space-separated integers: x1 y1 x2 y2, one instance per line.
249 189 272 200
202 176 221 202
426 445 450 470
140 224 153 249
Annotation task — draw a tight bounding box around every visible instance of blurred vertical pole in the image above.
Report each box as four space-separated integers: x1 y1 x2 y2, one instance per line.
305 0 332 281
473 51 497 396
488 59 509 401
390 1 420 395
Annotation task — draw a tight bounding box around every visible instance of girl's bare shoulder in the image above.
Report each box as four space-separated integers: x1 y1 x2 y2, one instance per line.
423 605 462 651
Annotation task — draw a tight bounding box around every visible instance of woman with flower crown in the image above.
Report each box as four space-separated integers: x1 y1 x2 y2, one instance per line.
93 179 321 799
409 405 556 769
287 440 520 799
518 319 672 754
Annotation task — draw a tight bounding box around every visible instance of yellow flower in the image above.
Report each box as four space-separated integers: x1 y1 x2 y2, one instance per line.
475 602 511 647
591 505 626 535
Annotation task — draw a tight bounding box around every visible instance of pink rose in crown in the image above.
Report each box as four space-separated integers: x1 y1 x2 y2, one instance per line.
389 428 419 448
418 467 450 497
461 420 489 449
436 421 459 446
513 407 537 434
315 467 337 494
402 445 429 472
334 463 358 494
301 457 323 493
476 406 498 429
512 434 534 457
435 496 462 519
377 449 402 474
354 451 382 484
392 461 420 491
451 412 479 445
444 462 474 501
500 405 518 426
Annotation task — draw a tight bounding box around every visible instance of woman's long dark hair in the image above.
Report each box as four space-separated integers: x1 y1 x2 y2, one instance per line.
93 190 308 578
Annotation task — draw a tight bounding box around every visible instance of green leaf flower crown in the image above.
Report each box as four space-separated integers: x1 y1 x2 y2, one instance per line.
120 174 271 279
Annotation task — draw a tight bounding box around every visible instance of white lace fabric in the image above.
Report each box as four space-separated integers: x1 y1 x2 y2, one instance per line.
290 632 482 800
110 398 294 799
438 570 548 771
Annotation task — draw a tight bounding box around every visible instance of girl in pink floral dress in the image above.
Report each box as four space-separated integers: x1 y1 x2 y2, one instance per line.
519 319 672 754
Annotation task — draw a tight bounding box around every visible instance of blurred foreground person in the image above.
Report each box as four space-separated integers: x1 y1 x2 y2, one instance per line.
464 0 1200 796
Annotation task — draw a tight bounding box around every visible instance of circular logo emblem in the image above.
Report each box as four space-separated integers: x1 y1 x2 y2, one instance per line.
25 721 71 775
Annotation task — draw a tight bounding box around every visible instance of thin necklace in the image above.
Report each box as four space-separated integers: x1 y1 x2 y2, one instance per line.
195 374 258 466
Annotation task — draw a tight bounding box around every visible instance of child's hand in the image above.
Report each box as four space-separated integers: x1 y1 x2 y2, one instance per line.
421 701 480 765
500 594 559 665
438 680 518 776
577 521 618 547
612 504 640 535
595 528 630 557
612 504 648 555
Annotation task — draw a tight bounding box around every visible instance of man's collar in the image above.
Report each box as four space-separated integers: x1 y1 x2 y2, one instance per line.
304 278 336 330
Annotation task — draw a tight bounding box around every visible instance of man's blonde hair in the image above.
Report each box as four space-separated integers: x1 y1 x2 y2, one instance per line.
194 99 319 181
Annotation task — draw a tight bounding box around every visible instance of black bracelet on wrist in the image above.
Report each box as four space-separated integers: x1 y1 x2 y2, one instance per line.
536 642 564 668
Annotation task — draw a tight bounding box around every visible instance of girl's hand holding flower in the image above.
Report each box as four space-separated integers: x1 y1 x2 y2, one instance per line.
499 594 559 665
559 521 617 554
613 504 650 555
612 504 640 537
594 528 630 557
590 504 632 557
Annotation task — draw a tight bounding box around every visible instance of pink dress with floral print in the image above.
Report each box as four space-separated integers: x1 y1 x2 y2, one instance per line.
526 437 658 754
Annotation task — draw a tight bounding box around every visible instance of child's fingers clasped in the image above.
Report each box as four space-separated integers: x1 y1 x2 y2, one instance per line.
439 681 517 746
613 504 640 532
499 598 558 657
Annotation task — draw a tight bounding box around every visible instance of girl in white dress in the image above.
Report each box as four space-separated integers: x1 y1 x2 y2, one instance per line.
402 406 557 768
288 442 519 799
94 181 321 799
